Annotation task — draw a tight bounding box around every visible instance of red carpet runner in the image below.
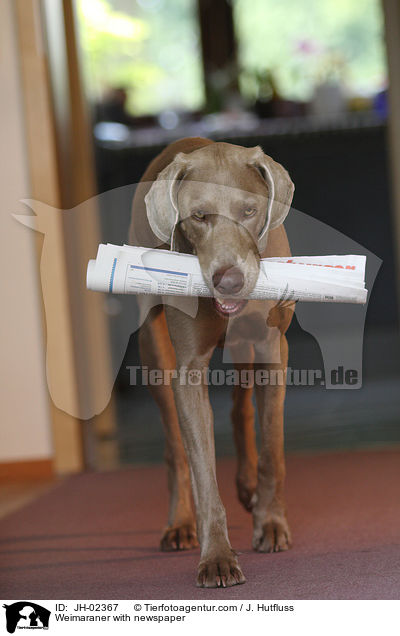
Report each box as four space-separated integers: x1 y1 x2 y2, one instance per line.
1 450 399 599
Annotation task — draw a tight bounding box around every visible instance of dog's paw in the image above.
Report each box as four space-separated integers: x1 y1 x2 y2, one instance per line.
236 471 257 512
196 553 246 588
252 518 292 553
160 523 198 551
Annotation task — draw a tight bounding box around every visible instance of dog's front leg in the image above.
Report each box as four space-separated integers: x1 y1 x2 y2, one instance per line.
166 307 245 588
172 367 246 587
252 333 292 553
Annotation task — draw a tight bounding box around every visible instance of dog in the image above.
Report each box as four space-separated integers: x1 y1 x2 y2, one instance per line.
129 137 295 588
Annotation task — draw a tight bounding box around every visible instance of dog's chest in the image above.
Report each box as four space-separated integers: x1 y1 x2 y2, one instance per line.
216 307 278 349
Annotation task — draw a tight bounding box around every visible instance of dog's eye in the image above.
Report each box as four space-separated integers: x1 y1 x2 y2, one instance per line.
192 210 206 221
243 207 257 218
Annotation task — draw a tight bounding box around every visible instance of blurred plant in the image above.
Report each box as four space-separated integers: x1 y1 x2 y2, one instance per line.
205 62 242 112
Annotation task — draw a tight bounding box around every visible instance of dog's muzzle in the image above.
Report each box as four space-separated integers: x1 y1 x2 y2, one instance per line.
212 266 248 316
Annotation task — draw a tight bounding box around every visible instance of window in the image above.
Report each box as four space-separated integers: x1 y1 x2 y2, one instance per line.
76 0 205 116
233 0 387 103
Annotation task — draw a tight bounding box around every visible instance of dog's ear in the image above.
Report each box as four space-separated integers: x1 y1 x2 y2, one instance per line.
247 146 294 243
144 152 189 248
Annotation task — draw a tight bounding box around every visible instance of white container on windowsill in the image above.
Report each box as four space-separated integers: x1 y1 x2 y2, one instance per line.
310 80 347 119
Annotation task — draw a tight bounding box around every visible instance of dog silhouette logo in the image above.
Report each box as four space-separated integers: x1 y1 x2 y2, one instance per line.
2 602 50 633
13 195 381 401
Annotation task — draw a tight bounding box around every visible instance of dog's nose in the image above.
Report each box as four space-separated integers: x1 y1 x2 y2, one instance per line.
212 266 244 295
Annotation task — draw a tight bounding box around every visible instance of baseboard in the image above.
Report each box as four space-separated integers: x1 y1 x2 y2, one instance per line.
0 459 54 483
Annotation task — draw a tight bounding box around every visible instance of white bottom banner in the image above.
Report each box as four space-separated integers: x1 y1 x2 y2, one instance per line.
1 599 398 635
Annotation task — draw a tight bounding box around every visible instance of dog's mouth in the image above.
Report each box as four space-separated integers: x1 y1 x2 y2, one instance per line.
213 298 248 317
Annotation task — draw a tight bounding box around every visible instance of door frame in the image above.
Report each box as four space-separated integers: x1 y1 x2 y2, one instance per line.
14 0 115 473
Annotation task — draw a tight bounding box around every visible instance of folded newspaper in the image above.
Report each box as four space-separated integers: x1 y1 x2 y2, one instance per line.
86 244 367 304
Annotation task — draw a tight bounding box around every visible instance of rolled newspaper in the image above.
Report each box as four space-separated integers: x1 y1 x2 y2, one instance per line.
87 244 367 304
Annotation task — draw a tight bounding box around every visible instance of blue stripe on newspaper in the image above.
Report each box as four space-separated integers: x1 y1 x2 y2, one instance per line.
129 264 188 276
109 257 117 292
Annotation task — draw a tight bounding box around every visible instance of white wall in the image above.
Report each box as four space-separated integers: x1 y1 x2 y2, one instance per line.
0 0 53 462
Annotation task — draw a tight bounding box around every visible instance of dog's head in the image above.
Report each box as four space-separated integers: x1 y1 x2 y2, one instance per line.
145 142 294 316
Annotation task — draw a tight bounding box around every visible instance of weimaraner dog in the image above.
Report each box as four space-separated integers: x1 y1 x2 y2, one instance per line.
129 137 295 587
